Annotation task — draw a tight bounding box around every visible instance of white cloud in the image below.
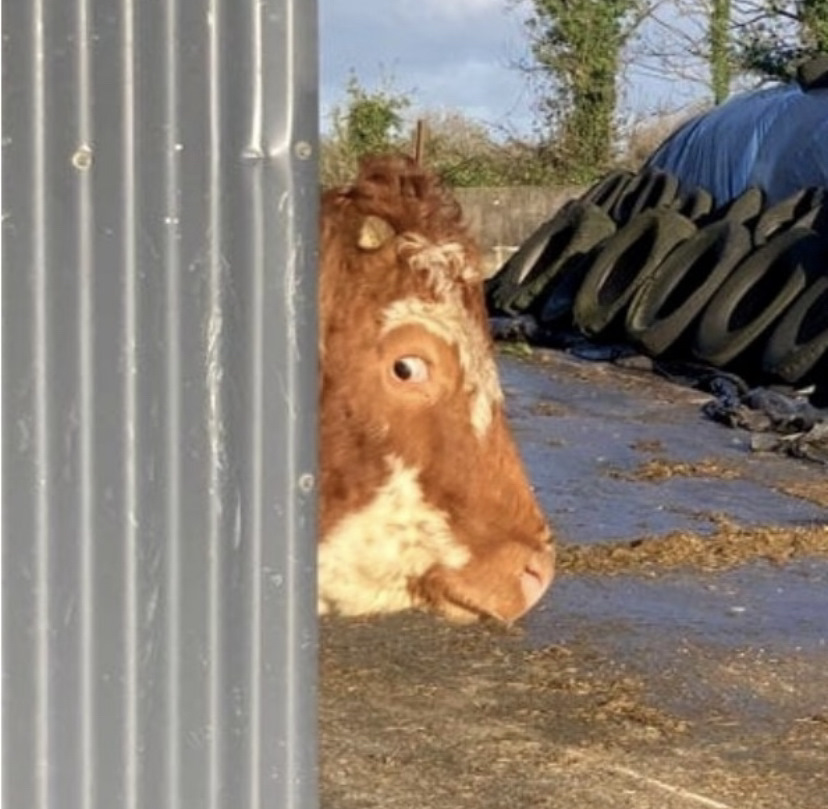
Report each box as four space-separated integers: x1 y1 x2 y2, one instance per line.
319 0 703 139
320 0 535 133
389 0 508 23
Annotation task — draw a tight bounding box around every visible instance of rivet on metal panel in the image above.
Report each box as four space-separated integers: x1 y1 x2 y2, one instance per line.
294 141 313 161
298 473 315 493
71 145 94 170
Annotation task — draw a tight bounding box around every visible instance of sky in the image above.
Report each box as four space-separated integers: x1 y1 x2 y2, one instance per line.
319 0 546 138
318 0 710 140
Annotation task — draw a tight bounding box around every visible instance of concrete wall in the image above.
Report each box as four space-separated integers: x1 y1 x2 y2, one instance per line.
454 186 585 277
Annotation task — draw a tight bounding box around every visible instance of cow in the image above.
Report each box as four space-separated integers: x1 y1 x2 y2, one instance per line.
318 154 555 623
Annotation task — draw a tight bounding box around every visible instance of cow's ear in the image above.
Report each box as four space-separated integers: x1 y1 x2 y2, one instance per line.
357 215 395 251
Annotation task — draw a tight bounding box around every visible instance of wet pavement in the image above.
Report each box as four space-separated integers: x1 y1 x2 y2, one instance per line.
321 348 828 809
503 350 828 544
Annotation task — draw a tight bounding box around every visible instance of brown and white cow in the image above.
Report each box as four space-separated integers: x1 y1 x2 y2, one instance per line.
318 154 554 623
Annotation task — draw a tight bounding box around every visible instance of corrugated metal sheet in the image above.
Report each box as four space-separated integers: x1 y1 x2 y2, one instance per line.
2 0 319 807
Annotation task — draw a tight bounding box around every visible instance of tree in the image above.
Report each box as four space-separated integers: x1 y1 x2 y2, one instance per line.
320 73 411 186
710 0 733 102
735 0 828 79
642 0 828 96
802 0 828 49
322 80 555 188
636 0 739 105
342 74 409 155
518 0 655 183
418 111 557 187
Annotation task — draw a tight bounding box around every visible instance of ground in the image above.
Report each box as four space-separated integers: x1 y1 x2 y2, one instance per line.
321 348 828 809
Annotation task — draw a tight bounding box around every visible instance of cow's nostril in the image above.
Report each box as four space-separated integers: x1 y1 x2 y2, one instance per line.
519 557 551 610
524 559 543 580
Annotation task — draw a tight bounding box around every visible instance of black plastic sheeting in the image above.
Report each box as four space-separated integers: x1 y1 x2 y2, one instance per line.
647 83 828 207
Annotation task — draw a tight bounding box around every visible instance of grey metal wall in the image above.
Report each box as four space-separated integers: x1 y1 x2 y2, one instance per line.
2 0 319 807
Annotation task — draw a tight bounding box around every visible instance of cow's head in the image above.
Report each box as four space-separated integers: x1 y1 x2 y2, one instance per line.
318 155 555 623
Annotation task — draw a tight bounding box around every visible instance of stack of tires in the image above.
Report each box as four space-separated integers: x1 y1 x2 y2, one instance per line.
485 166 828 404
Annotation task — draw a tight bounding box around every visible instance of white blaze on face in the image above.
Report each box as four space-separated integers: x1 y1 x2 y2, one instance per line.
382 236 503 437
318 455 470 616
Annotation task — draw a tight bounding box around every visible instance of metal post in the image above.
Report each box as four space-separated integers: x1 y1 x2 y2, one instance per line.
413 119 427 166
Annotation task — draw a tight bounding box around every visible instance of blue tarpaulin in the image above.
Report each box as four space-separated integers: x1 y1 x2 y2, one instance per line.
647 82 828 206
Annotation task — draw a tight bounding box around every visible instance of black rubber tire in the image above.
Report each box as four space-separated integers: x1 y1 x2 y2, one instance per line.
573 208 698 338
698 185 765 230
536 244 607 325
625 220 753 357
508 203 617 313
809 354 828 406
580 169 635 213
754 187 826 244
610 168 680 226
762 269 828 384
797 55 828 91
692 227 825 368
485 201 576 314
674 186 714 222
793 200 828 236
485 200 616 314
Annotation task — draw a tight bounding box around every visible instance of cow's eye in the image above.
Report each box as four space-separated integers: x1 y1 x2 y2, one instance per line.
392 356 429 383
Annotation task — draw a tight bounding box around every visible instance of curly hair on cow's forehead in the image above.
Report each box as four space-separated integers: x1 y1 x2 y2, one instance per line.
345 153 471 245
